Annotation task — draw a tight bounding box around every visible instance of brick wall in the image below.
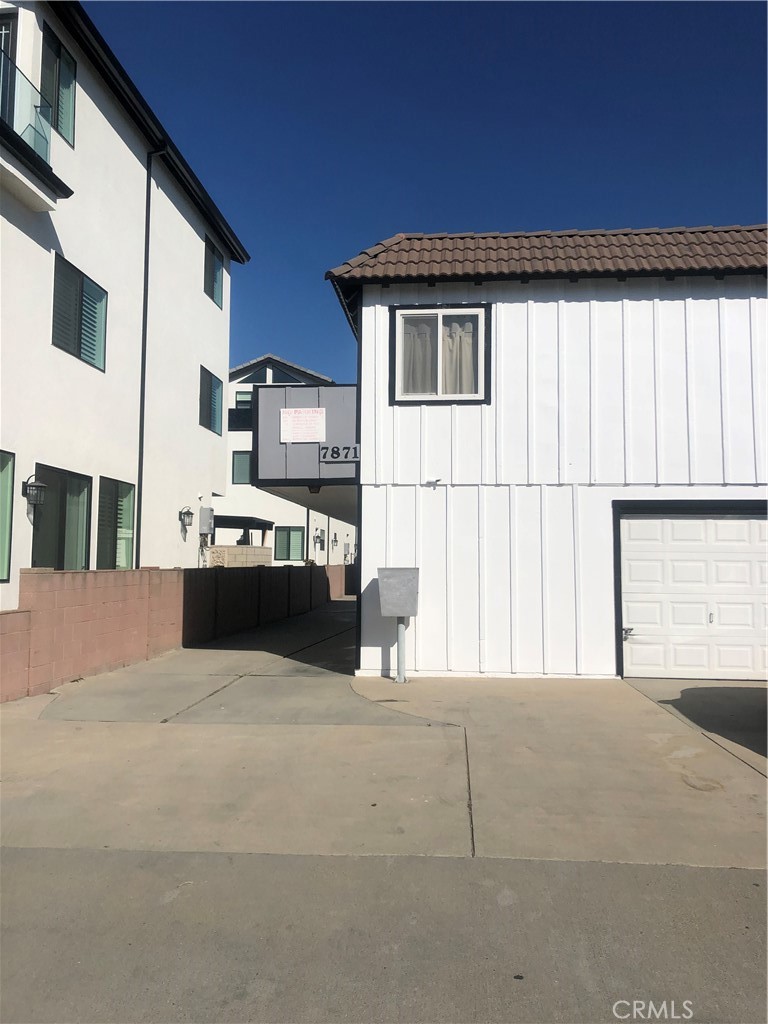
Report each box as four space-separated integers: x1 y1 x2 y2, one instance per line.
0 564 341 703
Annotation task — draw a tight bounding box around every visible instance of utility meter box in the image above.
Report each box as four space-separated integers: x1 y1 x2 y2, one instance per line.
378 568 419 617
199 506 215 536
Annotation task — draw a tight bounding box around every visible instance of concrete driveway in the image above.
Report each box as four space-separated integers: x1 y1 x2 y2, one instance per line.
2 600 765 1024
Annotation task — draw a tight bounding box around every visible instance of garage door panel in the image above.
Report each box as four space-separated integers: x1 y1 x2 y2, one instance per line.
669 601 708 627
670 559 707 585
670 520 707 543
621 516 766 680
712 559 752 586
712 601 755 629
626 519 664 543
713 519 752 544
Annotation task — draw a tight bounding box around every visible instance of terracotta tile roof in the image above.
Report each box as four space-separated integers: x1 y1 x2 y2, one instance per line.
326 225 767 284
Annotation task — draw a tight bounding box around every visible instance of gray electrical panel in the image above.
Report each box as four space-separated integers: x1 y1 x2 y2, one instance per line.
199 506 214 535
378 568 419 617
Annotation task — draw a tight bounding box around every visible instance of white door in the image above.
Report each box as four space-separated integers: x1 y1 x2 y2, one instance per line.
621 517 767 680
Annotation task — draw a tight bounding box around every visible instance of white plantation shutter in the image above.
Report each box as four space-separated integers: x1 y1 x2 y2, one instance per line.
97 478 134 569
80 276 106 368
115 482 134 569
52 257 80 355
289 529 303 560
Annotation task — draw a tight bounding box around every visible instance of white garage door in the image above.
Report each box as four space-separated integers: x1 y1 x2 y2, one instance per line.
621 517 767 680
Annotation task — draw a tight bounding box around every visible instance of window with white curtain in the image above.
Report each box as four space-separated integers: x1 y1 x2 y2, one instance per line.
52 255 107 370
41 24 76 145
393 306 488 402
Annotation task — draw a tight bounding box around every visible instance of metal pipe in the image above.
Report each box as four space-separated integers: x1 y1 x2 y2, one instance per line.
395 616 406 683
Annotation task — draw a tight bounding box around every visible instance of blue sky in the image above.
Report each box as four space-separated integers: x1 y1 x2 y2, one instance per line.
84 1 766 385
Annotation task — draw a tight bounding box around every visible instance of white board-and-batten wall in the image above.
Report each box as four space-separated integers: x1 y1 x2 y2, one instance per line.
357 275 767 677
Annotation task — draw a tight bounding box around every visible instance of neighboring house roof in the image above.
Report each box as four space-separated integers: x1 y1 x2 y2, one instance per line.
54 2 249 264
229 354 334 384
326 223 767 337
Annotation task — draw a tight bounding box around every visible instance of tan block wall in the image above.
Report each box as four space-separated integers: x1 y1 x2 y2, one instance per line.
209 546 271 568
0 563 343 703
0 610 32 702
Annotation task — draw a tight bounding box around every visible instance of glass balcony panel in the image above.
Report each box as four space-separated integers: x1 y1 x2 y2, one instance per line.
0 47 52 163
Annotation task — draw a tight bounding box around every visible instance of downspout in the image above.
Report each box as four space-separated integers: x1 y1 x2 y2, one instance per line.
135 143 167 569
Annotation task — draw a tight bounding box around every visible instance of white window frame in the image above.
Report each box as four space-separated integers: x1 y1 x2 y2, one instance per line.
393 305 488 403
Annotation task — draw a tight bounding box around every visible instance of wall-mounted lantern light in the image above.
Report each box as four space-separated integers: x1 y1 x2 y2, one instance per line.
332 533 338 548
21 475 47 506
178 507 194 529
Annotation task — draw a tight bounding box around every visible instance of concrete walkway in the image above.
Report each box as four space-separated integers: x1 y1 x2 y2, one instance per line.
2 601 765 1024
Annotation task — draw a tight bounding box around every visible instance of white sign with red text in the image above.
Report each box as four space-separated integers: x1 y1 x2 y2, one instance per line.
280 407 326 444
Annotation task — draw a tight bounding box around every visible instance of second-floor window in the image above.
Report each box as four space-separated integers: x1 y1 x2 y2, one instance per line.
199 366 223 434
204 236 223 307
41 24 76 145
52 254 107 370
391 305 490 404
235 391 252 409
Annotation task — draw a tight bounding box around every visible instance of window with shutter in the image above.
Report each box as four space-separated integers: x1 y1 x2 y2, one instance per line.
204 236 223 307
199 366 223 434
52 255 107 370
41 24 75 145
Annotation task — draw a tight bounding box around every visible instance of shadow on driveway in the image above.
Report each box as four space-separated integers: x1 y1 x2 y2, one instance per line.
660 686 767 758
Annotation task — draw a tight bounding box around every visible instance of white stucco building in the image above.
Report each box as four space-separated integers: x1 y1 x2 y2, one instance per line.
326 226 767 681
216 354 356 566
0 1 249 609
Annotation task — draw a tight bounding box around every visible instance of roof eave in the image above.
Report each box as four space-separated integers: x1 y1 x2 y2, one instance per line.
54 1 250 264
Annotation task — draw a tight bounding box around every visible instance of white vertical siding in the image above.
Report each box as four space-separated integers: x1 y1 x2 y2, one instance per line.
721 288 757 484
361 482 765 678
751 293 767 483
529 291 560 483
560 296 591 484
541 486 577 674
590 285 625 484
417 485 448 672
655 293 690 483
361 277 766 491
624 284 657 483
498 300 529 483
358 276 767 678
687 284 724 484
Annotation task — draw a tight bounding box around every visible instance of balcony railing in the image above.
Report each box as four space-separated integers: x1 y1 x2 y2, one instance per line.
0 47 52 163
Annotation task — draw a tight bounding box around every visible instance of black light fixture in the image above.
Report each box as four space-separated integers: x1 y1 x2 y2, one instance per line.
21 475 47 506
178 506 194 528
308 485 321 494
